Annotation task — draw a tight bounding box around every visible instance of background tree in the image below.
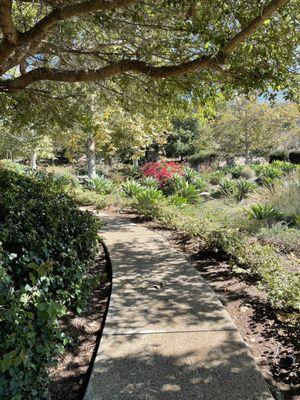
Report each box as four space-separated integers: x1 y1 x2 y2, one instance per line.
165 118 199 161
200 98 299 162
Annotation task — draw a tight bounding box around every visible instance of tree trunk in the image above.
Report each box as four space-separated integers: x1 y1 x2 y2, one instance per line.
6 149 13 160
133 159 139 168
86 135 96 179
30 151 37 171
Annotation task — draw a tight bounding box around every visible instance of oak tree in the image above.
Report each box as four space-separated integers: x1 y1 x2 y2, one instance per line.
0 0 298 101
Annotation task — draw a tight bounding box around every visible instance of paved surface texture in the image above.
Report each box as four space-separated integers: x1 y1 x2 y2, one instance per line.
85 213 273 400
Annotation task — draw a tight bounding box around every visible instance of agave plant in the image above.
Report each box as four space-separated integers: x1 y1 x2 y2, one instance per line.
218 178 235 196
174 181 201 204
134 188 164 217
183 167 200 183
168 194 189 208
140 176 159 189
165 173 186 194
191 176 207 191
248 204 283 221
234 179 256 202
122 179 144 198
229 165 243 179
260 165 283 180
88 175 114 194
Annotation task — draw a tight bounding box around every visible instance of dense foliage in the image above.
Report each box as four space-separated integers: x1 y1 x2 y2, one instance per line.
0 0 299 103
141 161 183 187
0 168 100 399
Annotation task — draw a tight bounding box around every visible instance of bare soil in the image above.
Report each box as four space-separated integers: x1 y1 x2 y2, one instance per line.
48 247 111 400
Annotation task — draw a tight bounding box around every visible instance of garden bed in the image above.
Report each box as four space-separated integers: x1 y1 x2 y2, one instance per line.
49 244 111 400
157 229 300 400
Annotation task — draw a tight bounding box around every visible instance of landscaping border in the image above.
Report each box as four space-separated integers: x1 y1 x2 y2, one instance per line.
79 240 113 400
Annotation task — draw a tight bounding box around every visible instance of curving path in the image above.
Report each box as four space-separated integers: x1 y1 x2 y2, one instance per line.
85 212 273 400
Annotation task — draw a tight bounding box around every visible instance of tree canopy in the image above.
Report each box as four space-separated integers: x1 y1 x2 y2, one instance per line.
0 0 299 101
196 98 300 159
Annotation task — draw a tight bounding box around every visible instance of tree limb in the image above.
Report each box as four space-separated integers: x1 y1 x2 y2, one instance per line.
0 57 223 90
221 0 289 55
0 0 18 44
0 0 140 70
0 0 292 91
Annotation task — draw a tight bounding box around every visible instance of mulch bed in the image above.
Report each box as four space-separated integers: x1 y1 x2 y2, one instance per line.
165 232 300 400
48 244 111 400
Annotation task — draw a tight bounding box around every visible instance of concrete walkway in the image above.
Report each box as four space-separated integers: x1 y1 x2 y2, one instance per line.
85 213 273 400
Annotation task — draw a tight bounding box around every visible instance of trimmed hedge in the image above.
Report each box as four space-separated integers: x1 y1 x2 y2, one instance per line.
0 169 100 399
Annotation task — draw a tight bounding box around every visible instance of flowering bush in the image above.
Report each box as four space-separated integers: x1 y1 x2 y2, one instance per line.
141 161 183 187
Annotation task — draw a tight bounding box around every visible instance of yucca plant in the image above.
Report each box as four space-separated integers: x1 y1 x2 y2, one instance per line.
248 204 283 221
122 179 144 198
134 188 164 218
141 176 159 189
207 170 226 185
88 175 114 194
234 179 256 202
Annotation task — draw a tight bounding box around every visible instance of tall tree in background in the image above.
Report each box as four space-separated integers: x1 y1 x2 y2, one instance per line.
165 118 199 161
202 98 299 161
0 0 298 103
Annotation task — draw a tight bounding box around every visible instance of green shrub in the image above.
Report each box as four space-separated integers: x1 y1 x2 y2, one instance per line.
217 178 235 197
183 166 200 182
0 169 100 400
270 160 296 174
248 204 283 222
0 160 26 174
257 223 300 255
234 179 256 202
206 170 226 185
133 188 165 218
165 173 185 192
51 171 80 189
251 171 300 224
168 194 189 208
87 174 114 194
176 181 200 204
229 165 243 179
72 187 113 209
140 176 159 189
191 176 207 192
260 165 283 180
122 179 144 198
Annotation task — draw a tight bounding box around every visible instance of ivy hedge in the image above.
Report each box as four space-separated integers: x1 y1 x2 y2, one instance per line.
0 169 100 399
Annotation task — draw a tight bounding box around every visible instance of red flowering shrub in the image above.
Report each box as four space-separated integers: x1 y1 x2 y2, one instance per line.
141 161 184 187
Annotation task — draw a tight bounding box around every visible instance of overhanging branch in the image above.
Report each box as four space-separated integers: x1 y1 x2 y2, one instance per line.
0 0 18 44
221 0 289 55
0 0 292 92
